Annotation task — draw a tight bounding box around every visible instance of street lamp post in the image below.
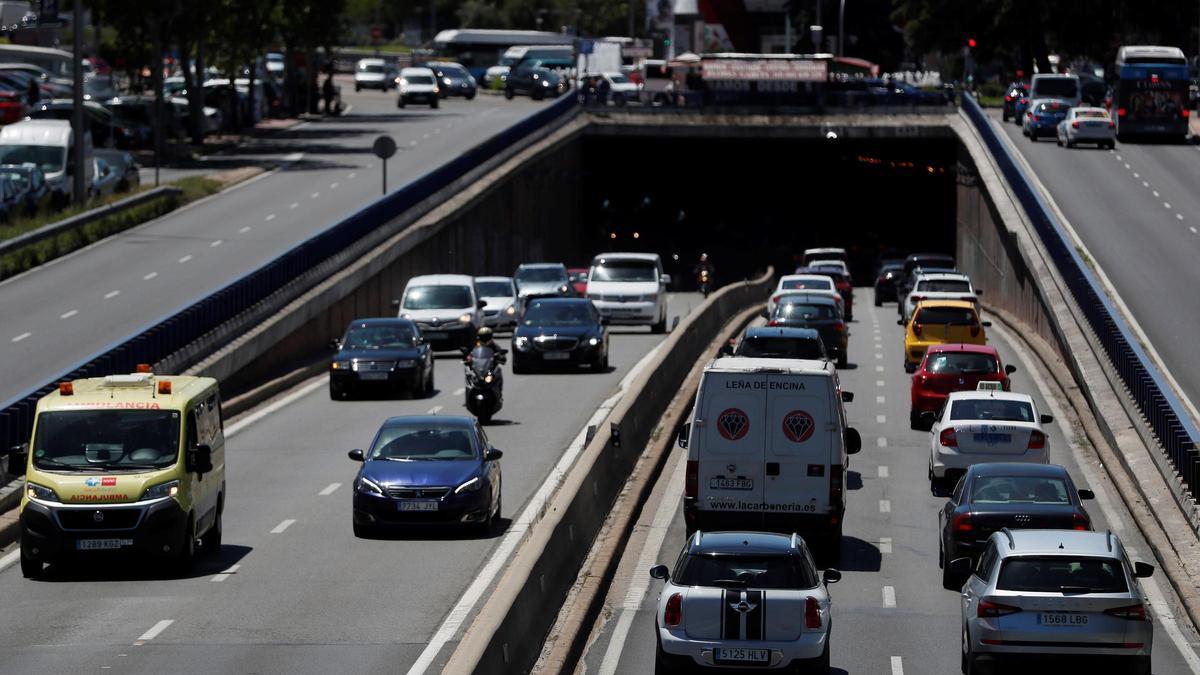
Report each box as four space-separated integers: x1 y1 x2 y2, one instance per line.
838 0 846 57
71 0 85 205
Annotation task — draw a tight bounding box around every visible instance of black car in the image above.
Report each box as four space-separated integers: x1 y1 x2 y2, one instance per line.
897 253 955 298
428 61 477 100
329 318 435 399
28 99 139 148
766 294 847 367
873 261 904 305
938 462 1094 589
504 63 565 100
511 298 608 373
1001 82 1028 122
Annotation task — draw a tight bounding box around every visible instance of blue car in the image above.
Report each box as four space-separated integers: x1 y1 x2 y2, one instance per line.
349 415 502 536
1023 99 1071 140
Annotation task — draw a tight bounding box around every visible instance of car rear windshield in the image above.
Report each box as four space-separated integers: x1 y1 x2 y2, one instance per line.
736 336 825 359
0 144 63 173
782 279 832 291
673 554 818 589
1036 101 1069 113
475 280 514 297
1033 78 1078 98
590 260 658 282
516 267 567 283
915 307 977 325
776 303 836 321
522 301 596 327
950 399 1034 422
997 556 1127 593
917 279 971 293
33 409 182 470
927 352 997 374
1077 109 1109 119
359 64 384 73
403 285 472 310
405 75 434 85
370 424 478 461
971 476 1070 504
343 324 416 349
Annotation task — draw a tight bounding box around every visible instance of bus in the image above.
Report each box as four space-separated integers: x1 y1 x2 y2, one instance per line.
433 29 574 80
1113 45 1190 141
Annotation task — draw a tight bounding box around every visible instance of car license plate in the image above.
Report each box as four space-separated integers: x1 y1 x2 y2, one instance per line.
710 478 754 490
1038 612 1089 626
399 501 438 512
973 433 1012 445
77 538 133 550
713 647 769 664
423 332 448 340
543 352 570 360
359 372 389 381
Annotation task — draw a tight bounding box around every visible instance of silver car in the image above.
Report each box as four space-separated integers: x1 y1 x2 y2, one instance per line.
954 529 1154 675
1057 107 1116 149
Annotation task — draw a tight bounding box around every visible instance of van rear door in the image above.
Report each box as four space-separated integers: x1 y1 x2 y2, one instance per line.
764 373 833 516
696 370 765 517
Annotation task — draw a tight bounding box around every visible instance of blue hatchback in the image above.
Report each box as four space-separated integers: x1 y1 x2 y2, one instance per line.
1024 99 1071 139
349 415 502 536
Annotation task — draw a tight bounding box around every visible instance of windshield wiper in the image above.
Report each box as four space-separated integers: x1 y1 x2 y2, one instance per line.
1058 585 1095 594
711 578 748 588
36 457 102 470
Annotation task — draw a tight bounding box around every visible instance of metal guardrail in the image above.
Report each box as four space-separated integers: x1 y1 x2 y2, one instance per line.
0 94 578 461
960 92 1200 497
0 186 183 258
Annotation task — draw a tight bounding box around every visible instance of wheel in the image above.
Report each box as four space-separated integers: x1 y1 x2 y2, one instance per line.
1056 136 1063 146
329 381 342 400
355 84 361 92
423 367 435 397
904 361 917 374
511 357 527 374
1128 656 1151 675
430 98 438 109
836 353 848 369
910 410 921 430
466 91 476 100
19 537 41 579
1066 139 1075 148
174 516 196 574
874 297 882 307
808 640 831 674
352 520 375 538
651 312 667 334
654 634 678 675
397 97 406 108
478 409 492 424
504 87 515 100
476 490 496 534
1029 133 1037 142
200 505 222 557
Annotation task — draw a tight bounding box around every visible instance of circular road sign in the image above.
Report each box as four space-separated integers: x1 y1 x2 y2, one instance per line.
373 135 397 160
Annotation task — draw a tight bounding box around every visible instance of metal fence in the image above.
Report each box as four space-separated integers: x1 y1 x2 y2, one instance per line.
0 94 578 459
961 92 1200 497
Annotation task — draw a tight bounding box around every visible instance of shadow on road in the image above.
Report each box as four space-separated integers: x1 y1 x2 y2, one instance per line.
836 536 882 573
35 544 253 582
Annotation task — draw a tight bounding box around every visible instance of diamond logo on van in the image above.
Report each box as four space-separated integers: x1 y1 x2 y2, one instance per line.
717 408 750 441
782 410 815 443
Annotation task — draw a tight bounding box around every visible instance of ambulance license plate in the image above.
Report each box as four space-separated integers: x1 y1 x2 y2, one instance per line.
77 538 133 550
710 478 754 490
399 501 438 512
713 647 769 664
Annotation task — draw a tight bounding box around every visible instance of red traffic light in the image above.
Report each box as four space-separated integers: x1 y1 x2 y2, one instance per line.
967 38 977 48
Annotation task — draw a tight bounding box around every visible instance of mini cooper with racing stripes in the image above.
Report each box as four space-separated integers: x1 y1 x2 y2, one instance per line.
650 531 842 673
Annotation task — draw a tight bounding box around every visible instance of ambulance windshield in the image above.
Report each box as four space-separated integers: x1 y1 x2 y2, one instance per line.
32 410 182 471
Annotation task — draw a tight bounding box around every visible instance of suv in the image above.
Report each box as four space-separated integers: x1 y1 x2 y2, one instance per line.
395 274 484 352
397 67 439 109
504 62 565 100
650 531 841 672
955 529 1154 675
354 58 395 91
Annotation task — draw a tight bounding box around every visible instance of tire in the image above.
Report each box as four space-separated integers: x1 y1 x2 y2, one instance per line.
200 504 222 557
1066 139 1075 148
355 84 361 92
466 91 476 100
809 640 831 674
352 520 375 538
423 367 435 398
504 88 515 100
591 354 605 373
836 353 848 369
651 312 667 334
511 357 527 375
1128 656 1151 675
654 634 678 675
175 516 196 574
1029 133 1037 142
941 542 960 590
397 97 405 108
874 296 882 307
19 537 41 579
430 98 438 109
329 381 342 400
904 361 917 374
910 410 921 430
1056 136 1063 146
532 88 545 101
476 490 496 534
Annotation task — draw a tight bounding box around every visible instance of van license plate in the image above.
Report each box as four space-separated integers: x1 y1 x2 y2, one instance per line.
399 501 438 512
1038 612 1088 626
713 647 769 664
710 478 753 490
77 539 133 550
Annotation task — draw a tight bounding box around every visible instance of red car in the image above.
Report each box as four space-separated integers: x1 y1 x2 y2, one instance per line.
567 267 589 296
909 343 1015 429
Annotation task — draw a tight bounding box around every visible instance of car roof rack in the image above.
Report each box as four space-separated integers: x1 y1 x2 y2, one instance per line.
999 527 1015 550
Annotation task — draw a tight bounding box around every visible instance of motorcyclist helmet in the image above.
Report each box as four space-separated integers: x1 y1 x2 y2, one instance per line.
699 253 708 262
477 327 495 344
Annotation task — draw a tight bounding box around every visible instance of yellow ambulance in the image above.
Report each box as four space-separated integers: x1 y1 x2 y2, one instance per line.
5 367 225 578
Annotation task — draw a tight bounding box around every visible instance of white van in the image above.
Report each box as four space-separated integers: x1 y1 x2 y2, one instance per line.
0 119 93 204
679 357 861 554
396 274 485 352
1029 73 1081 108
585 252 671 333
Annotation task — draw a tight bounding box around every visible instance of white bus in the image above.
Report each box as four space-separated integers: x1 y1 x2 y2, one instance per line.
433 28 574 81
0 43 73 83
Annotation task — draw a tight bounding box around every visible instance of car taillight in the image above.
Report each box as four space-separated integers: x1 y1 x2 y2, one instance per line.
1108 121 1116 129
1104 604 1147 621
939 427 957 447
1004 95 1012 102
805 596 822 629
912 323 922 337
834 321 846 333
1071 120 1079 129
830 463 843 505
1026 111 1032 118
978 599 1021 618
1033 114 1041 122
1027 430 1046 450
1184 109 1192 119
952 512 973 533
664 593 683 626
1072 512 1091 531
768 319 779 327
1117 107 1126 117
685 460 698 498
772 295 781 304
970 324 980 338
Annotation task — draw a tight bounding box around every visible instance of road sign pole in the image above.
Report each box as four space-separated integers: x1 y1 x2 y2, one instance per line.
373 135 397 196
382 159 387 195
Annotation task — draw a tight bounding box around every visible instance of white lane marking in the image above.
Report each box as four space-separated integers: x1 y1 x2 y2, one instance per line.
210 239 223 247
876 380 885 387
319 482 341 496
873 334 881 341
878 466 889 478
1191 227 1198 234
310 192 319 199
877 437 887 448
270 519 296 534
882 586 896 607
265 214 276 221
876 414 886 424
60 310 78 319
289 202 298 209
1177 214 1184 221
891 655 904 675
405 340 667 675
410 140 417 146
875 353 883 360
422 133 430 139
239 227 252 236
427 405 443 415
348 172 356 179
225 378 326 438
178 255 192 263
435 128 442 134
875 365 884 372
211 563 241 582
136 620 174 643
1164 202 1172 209
282 152 304 162
876 395 886 404
453 388 465 396
879 537 893 554
330 182 339 189
367 163 374 169
1143 181 1150 187
1133 172 1140 178
105 290 120 299
0 548 19 573
143 272 157 280
1123 163 1131 169
1115 154 1123 160
879 499 891 513
11 332 30 342
1153 190 1160 198
596 451 687 675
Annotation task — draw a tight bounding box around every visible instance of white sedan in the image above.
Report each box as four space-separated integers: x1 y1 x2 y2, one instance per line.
651 531 840 672
924 390 1052 491
1057 107 1116 149
768 274 843 316
901 271 978 324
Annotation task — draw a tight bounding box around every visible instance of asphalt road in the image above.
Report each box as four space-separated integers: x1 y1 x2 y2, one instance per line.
582 289 1200 675
0 293 703 674
987 109 1200 422
0 87 551 406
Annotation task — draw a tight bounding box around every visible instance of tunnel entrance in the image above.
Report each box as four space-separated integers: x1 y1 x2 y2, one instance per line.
578 132 958 285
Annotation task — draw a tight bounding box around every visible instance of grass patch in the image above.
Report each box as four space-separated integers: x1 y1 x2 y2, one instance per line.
0 176 222 280
976 94 1004 108
347 43 413 54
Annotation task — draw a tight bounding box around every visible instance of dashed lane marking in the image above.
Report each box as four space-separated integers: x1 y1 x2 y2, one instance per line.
270 519 296 534
210 240 222 247
876 414 886 424
319 483 341 496
330 182 339 189
879 537 893 554
310 192 319 199
240 226 252 233
879 499 891 513
875 365 884 372
289 202 299 209
891 656 904 675
143 272 157 280
178 255 192 263
211 563 240 582
882 586 896 607
876 380 885 387
265 214 276 221
877 437 887 448
104 290 120 299
60 310 77 319
878 466 889 478
135 620 174 644
427 405 443 414
876 395 885 404
11 332 30 342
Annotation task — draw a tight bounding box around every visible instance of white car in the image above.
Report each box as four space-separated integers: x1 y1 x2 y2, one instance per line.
1057 107 1116 149
651 531 840 672
769 274 843 316
925 390 1053 490
586 252 670 333
354 58 394 91
801 247 846 266
396 274 484 352
901 272 978 324
397 67 439 109
583 71 640 105
474 276 519 330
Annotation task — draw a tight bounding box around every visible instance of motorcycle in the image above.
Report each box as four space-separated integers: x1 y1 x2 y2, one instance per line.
464 345 505 423
697 269 712 298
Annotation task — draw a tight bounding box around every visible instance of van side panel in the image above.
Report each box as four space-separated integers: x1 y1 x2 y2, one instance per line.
695 371 766 519
764 374 833 516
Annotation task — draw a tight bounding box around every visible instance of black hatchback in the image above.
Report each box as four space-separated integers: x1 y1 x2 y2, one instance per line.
329 318 435 399
938 462 1094 589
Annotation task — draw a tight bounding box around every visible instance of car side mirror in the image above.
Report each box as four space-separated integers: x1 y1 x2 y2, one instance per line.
348 449 365 462
7 442 28 476
1077 488 1095 501
485 448 503 461
949 557 973 576
677 422 691 449
187 443 213 474
649 564 669 580
1134 561 1155 578
841 391 854 403
1040 414 1054 424
660 274 671 285
1004 364 1017 375
919 411 937 426
981 321 992 328
822 568 842 584
329 338 341 351
478 300 487 309
390 299 401 310
718 344 734 357
844 427 861 454
974 288 983 295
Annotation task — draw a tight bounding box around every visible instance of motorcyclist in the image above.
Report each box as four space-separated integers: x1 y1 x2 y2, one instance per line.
693 253 715 294
464 327 506 403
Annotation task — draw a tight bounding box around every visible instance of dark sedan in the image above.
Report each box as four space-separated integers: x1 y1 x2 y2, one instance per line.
767 294 847 367
726 325 826 360
938 463 1094 589
29 99 146 149
428 61 477 99
329 318 434 399
511 298 608 373
349 415 502 535
873 261 904 305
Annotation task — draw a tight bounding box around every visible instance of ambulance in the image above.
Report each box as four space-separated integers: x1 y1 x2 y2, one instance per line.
4 367 225 578
678 357 861 555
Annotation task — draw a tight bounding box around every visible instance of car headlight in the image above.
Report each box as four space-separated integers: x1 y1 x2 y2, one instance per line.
559 285 569 294
542 80 550 87
26 482 59 502
142 479 180 501
504 305 516 315
588 337 600 346
459 313 473 324
332 360 352 370
401 313 413 319
514 336 530 350
356 476 383 496
443 77 452 85
454 476 482 494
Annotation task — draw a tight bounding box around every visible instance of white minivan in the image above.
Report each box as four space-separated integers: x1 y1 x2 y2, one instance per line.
0 119 94 205
679 357 861 555
1029 73 1081 108
396 274 485 352
585 252 671 333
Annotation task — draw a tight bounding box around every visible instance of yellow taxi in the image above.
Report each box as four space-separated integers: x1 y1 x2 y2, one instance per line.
900 299 989 373
5 366 225 578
